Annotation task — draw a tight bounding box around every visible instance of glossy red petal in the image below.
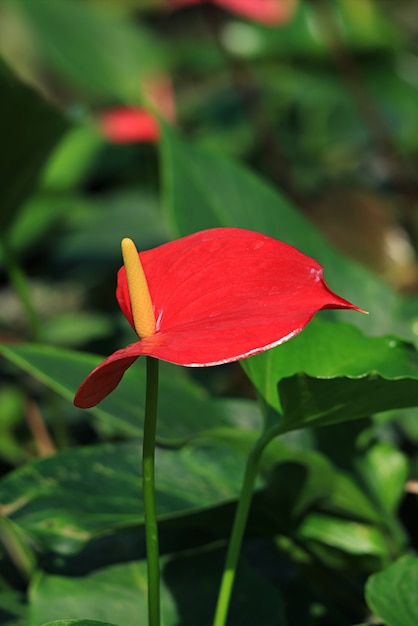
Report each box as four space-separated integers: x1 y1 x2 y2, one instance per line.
74 348 138 408
99 108 159 143
117 227 359 364
75 227 360 408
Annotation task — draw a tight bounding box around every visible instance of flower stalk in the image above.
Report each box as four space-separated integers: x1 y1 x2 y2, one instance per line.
213 426 277 626
121 238 160 625
143 356 160 626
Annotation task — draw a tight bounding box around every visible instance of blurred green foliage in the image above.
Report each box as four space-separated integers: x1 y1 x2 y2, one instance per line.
0 0 417 624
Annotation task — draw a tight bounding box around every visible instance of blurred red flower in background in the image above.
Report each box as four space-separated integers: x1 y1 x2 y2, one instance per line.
99 108 160 143
98 75 176 143
172 0 298 25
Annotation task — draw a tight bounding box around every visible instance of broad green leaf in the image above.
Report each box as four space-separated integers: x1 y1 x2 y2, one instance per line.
9 0 163 103
242 318 418 415
30 548 284 626
366 555 418 626
30 563 150 626
0 60 68 234
0 430 368 556
0 343 260 443
160 123 406 338
0 440 247 553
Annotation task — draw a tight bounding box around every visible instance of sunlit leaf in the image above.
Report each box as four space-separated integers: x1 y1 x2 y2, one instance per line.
298 513 388 557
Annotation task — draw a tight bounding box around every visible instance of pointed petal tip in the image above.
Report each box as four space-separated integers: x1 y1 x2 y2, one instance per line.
73 349 140 409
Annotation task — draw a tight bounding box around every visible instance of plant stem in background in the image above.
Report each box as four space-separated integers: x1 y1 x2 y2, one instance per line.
0 516 37 581
0 237 41 341
24 398 56 457
213 427 274 626
143 356 161 626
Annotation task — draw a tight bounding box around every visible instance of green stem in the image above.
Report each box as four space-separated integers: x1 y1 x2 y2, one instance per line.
143 356 160 626
0 237 41 340
213 427 274 626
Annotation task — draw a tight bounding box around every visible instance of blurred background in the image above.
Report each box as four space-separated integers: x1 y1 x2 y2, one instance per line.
0 2 417 624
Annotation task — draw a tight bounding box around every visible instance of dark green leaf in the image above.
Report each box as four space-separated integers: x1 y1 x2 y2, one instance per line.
366 555 418 626
279 373 418 433
0 591 27 626
0 60 68 234
30 547 284 626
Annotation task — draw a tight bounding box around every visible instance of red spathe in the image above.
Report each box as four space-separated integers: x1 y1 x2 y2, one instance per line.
74 227 360 408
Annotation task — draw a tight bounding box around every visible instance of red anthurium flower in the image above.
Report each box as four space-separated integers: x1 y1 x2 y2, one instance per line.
172 0 298 26
74 227 361 408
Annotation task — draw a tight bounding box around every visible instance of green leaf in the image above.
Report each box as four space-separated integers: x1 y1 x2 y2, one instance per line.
39 621 119 626
355 441 409 513
0 385 26 465
0 431 361 556
30 563 147 626
0 343 260 443
240 319 418 431
0 591 27 626
243 319 418 413
10 0 163 103
298 513 388 557
30 548 284 626
322 471 384 524
366 555 418 626
279 373 418 433
0 440 247 553
0 60 68 234
160 123 406 338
